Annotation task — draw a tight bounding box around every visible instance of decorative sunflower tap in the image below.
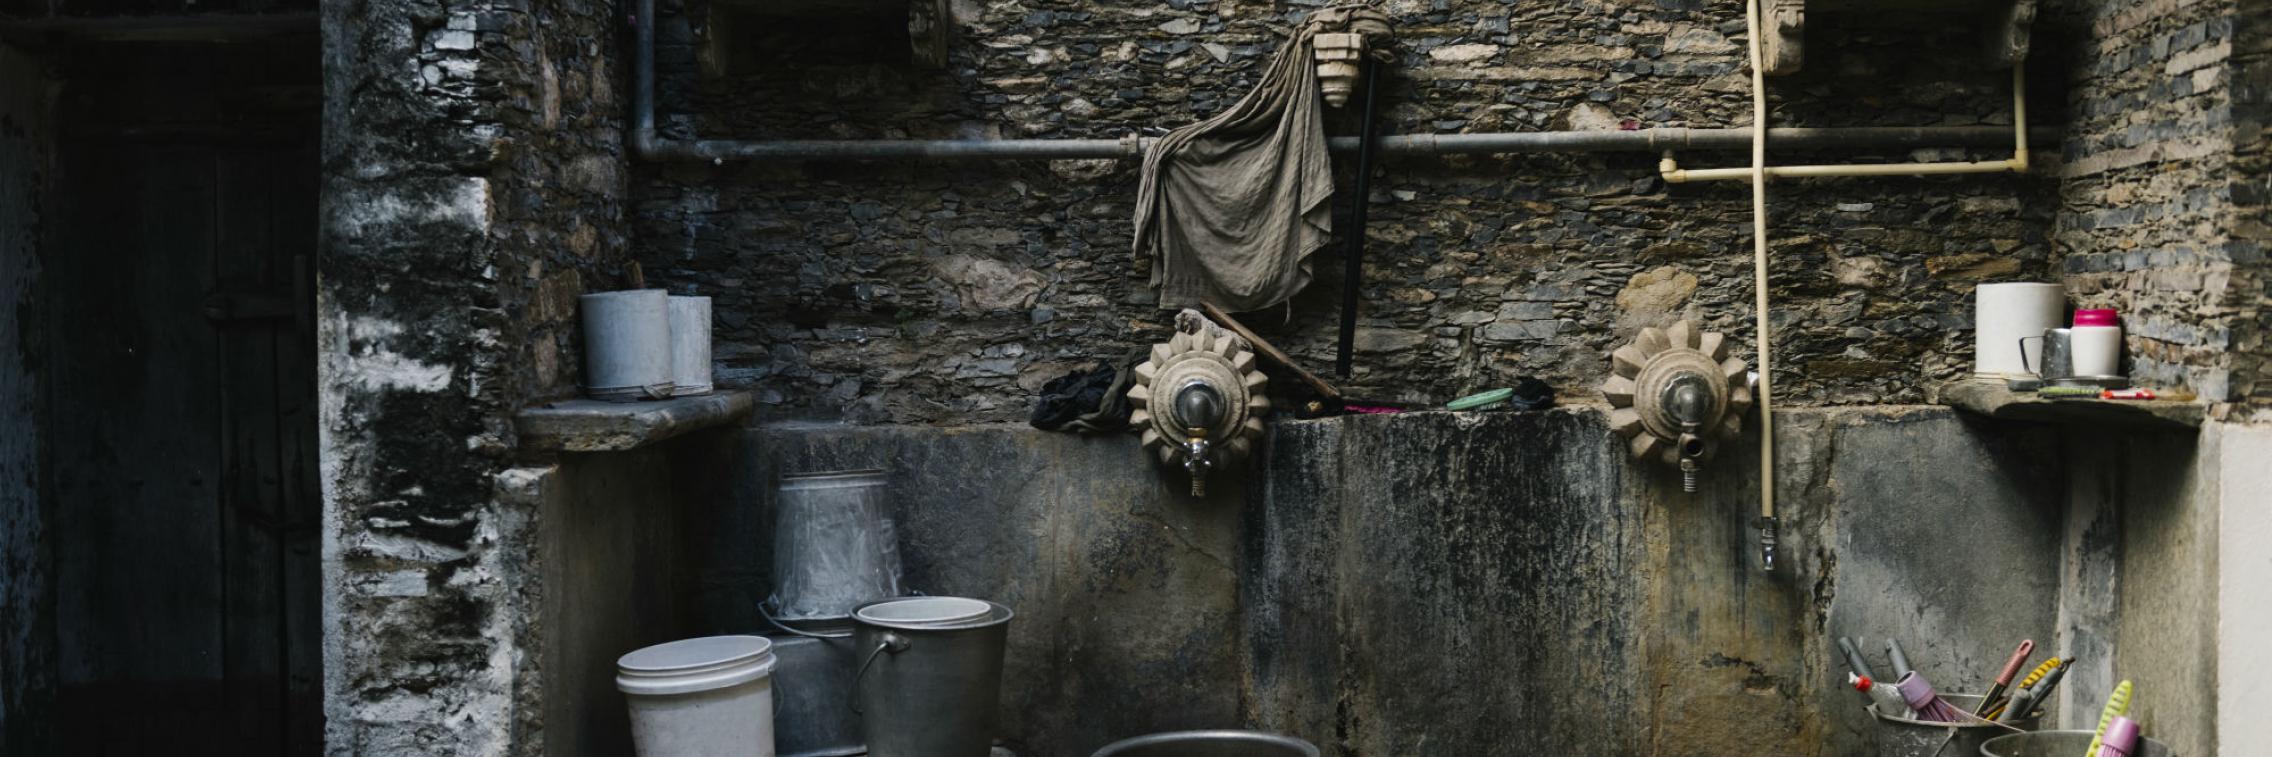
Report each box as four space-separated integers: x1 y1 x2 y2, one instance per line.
1130 310 1270 498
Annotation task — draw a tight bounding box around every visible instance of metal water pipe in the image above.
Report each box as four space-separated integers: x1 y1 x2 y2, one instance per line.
625 0 2049 163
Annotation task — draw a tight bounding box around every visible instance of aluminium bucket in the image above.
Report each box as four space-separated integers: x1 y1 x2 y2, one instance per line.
851 597 1013 757
1091 730 1321 757
669 295 714 395
769 469 903 626
767 633 865 757
581 289 675 401
1979 730 2175 757
1869 694 2039 757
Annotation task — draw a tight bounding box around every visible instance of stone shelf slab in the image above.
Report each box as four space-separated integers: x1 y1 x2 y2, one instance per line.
1932 380 2203 431
516 391 755 452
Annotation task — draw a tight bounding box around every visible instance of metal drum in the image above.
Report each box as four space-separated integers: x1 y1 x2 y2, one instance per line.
850 597 1014 757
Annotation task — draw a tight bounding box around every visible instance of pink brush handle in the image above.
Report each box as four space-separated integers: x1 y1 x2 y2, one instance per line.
1994 640 2036 684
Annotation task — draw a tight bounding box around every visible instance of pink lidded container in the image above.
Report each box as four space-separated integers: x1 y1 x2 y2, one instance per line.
2071 308 2122 377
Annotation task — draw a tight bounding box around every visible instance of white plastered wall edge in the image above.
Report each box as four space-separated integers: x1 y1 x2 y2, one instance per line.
2218 422 2272 755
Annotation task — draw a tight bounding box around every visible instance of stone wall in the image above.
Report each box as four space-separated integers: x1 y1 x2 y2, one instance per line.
318 0 628 752
635 0 2057 424
0 39 50 757
2231 2 2272 413
2047 0 2264 406
723 407 2064 757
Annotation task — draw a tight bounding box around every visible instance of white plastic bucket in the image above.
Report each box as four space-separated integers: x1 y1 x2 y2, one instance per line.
582 289 675 401
670 295 714 395
617 635 778 757
1974 283 2065 379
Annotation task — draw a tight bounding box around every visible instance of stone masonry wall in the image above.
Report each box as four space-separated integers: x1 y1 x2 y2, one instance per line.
319 0 626 753
2230 0 2272 414
637 0 2059 424
2047 0 2249 403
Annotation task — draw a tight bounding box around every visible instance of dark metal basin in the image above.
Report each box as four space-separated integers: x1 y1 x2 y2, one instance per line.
1091 730 1320 757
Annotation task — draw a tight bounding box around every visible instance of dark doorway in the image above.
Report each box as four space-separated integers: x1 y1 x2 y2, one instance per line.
40 38 320 757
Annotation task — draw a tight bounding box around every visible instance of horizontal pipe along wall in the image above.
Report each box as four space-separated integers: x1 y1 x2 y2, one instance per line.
631 3 2059 424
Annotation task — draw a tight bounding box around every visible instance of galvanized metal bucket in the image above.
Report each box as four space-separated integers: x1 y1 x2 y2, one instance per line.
1978 730 2175 757
580 289 675 401
767 634 866 757
1869 694 2039 757
850 597 1013 757
769 469 903 626
1091 730 1321 757
668 295 713 395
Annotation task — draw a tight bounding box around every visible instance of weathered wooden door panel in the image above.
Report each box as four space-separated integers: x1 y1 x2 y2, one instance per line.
46 44 318 757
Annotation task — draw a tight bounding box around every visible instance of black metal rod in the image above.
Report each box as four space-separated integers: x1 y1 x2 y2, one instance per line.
1335 57 1382 380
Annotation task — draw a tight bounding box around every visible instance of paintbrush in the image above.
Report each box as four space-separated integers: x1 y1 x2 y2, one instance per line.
1975 639 2035 716
1988 657 2065 722
1838 637 1878 680
1887 638 1914 679
2085 680 2134 757
2026 657 2074 709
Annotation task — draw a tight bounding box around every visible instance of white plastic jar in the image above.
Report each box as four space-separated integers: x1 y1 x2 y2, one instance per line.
617 635 777 757
2071 308 2122 378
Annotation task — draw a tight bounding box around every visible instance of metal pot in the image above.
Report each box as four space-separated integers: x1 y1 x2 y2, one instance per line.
850 598 1013 757
1091 730 1321 757
1979 730 2176 757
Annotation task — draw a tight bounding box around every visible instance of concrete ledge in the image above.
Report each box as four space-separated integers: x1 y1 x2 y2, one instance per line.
516 391 755 452
1932 380 2204 430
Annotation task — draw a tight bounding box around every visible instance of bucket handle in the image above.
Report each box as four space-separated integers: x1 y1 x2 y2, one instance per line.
849 632 909 714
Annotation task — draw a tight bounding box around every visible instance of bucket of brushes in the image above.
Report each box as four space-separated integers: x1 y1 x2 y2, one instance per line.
1862 672 2039 757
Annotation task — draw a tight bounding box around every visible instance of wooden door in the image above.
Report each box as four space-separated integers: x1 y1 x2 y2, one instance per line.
44 42 319 757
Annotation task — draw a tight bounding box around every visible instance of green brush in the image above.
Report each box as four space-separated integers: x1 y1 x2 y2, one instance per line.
1446 388 1513 411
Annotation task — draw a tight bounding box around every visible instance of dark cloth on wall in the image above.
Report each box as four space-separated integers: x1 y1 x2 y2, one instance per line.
1133 6 1392 312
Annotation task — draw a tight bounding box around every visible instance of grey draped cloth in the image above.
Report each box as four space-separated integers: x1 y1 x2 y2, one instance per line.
1133 6 1393 312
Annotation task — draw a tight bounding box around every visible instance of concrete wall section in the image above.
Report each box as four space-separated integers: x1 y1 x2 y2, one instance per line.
0 40 49 757
1250 407 2063 757
2059 425 2219 754
2217 423 2272 756
1818 411 2066 745
732 424 1246 757
736 408 2060 757
522 447 699 757
1249 410 1645 756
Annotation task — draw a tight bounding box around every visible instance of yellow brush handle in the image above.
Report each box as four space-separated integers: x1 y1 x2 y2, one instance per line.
2018 657 2060 690
2085 680 2133 757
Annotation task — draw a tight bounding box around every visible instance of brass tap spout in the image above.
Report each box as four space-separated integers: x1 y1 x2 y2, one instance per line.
1181 432 1213 497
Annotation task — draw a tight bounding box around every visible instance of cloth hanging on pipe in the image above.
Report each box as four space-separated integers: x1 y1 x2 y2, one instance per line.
1133 6 1393 312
